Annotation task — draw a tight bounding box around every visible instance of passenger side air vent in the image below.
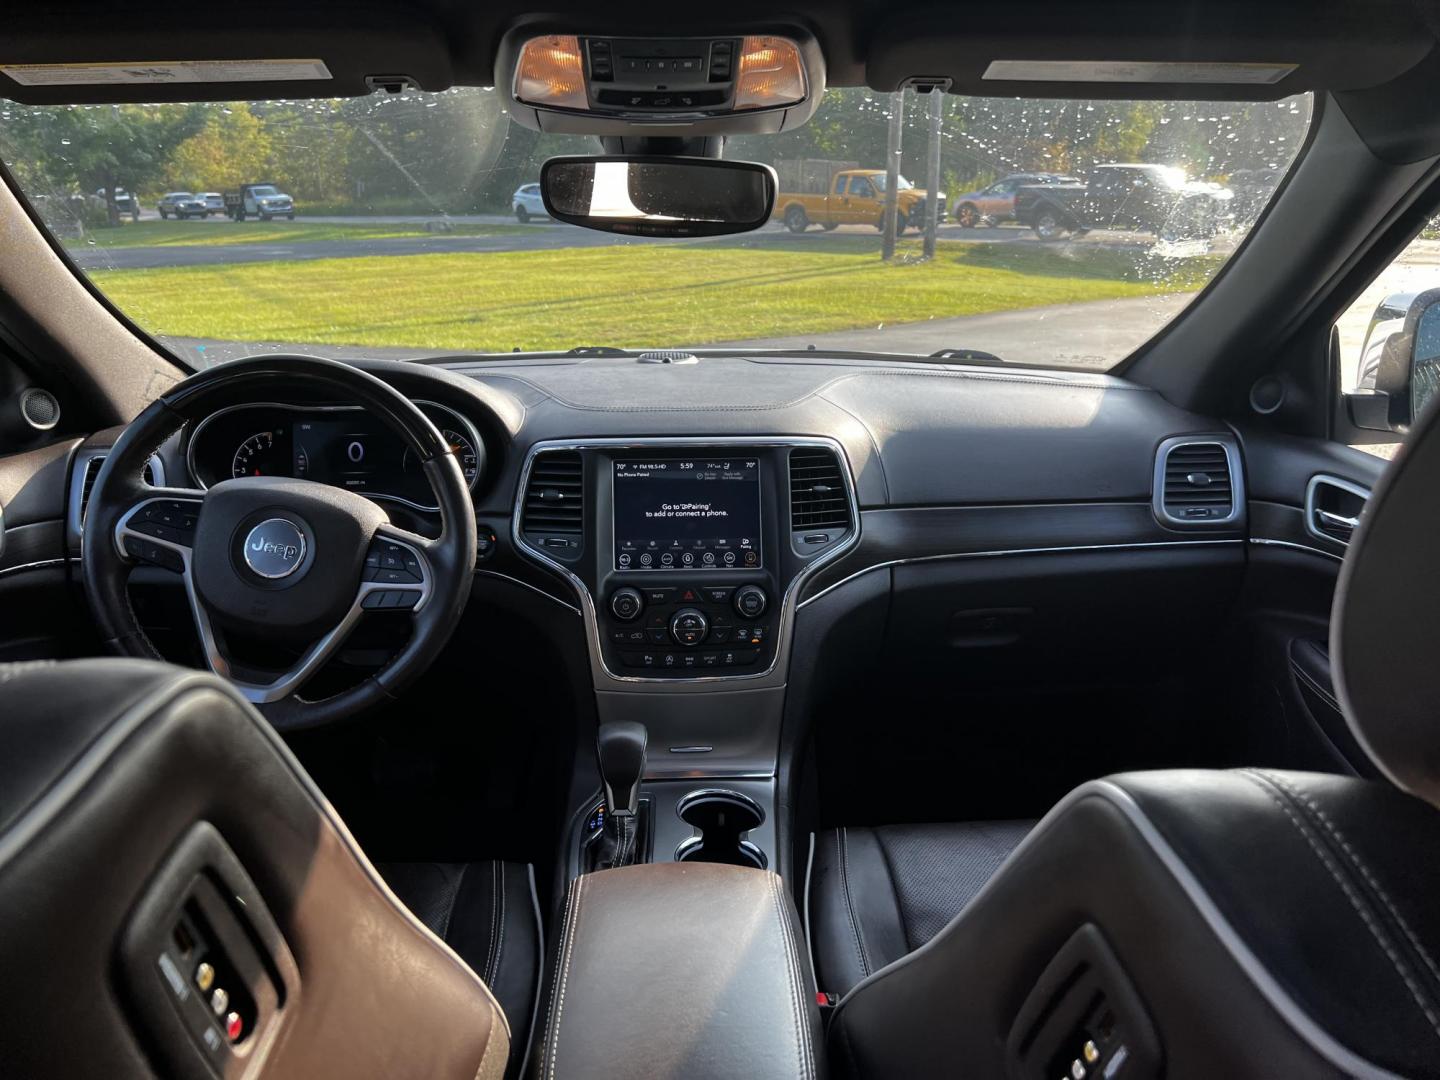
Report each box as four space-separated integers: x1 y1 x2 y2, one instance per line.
1306 475 1369 547
521 449 584 558
789 447 852 554
1153 437 1242 527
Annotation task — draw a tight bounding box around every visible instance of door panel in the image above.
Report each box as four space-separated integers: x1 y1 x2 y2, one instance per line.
0 438 91 659
1232 425 1386 775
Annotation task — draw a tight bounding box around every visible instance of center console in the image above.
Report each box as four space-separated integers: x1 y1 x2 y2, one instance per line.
514 438 856 689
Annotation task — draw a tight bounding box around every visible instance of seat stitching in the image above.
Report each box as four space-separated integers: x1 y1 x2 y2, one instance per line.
770 872 811 1080
441 862 467 942
838 828 871 977
492 862 507 988
782 872 816 1080
483 862 501 984
546 875 585 1080
1259 769 1440 991
1241 770 1440 1041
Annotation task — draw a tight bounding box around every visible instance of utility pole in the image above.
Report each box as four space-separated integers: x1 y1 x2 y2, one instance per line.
922 87 944 259
881 88 905 260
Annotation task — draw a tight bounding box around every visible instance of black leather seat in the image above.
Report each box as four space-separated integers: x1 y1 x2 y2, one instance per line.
380 861 542 1079
819 402 1440 1077
809 821 1033 997
0 658 526 1080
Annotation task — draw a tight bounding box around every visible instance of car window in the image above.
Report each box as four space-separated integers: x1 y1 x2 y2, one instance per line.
0 88 1311 371
1334 220 1440 458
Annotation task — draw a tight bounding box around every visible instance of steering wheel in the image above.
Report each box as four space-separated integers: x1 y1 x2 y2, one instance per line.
82 355 477 730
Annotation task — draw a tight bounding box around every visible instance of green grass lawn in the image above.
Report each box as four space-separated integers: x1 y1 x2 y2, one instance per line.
65 219 531 249
91 238 1220 353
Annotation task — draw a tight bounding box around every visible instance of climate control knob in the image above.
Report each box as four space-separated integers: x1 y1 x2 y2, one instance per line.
734 585 768 619
669 607 710 647
610 587 644 622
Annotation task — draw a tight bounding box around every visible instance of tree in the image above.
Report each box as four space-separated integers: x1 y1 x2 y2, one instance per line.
4 104 203 224
166 106 275 193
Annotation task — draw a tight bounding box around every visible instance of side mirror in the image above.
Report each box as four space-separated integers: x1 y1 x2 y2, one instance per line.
540 155 776 237
1346 288 1440 434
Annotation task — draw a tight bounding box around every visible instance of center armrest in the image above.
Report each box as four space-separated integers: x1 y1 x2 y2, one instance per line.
537 862 823 1080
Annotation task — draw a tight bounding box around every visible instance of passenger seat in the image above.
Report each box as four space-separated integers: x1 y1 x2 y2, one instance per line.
809 821 1034 997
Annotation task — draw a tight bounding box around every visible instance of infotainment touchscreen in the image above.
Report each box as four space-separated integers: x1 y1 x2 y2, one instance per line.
612 458 762 571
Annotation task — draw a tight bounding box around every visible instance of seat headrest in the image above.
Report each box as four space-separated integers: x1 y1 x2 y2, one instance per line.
1334 401 1440 808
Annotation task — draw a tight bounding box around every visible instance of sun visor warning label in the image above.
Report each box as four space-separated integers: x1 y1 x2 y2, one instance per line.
1 59 334 86
982 60 1297 85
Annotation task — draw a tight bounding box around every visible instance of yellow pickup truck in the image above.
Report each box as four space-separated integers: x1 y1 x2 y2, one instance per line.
773 167 945 233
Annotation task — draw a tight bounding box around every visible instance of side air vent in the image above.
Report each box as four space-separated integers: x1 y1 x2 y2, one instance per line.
1153 437 1242 527
789 447 852 555
1305 475 1369 548
80 455 157 524
522 450 584 557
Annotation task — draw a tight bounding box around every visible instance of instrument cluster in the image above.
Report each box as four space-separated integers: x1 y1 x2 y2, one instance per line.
186 401 482 512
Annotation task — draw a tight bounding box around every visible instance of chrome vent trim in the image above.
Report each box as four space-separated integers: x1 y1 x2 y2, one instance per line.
1152 436 1243 528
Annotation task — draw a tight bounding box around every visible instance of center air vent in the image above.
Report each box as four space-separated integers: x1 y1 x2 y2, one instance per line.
789 447 852 538
1154 438 1241 527
522 450 584 556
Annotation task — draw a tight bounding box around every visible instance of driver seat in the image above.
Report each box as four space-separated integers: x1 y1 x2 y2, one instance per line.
0 659 538 1079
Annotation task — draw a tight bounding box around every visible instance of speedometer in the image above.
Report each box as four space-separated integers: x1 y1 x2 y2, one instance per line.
232 431 286 478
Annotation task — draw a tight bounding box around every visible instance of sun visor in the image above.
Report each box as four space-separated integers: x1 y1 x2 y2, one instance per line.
865 4 1434 101
0 6 453 104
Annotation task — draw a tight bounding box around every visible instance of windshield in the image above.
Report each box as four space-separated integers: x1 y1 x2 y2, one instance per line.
0 89 1310 370
870 174 913 193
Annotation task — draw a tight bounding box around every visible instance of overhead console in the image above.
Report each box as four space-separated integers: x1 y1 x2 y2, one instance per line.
497 28 825 135
513 438 856 688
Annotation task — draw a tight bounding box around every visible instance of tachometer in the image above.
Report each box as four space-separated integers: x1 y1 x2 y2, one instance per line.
232 431 286 479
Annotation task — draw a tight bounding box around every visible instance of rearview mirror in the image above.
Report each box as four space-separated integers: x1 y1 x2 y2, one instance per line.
540 156 776 237
1346 288 1440 433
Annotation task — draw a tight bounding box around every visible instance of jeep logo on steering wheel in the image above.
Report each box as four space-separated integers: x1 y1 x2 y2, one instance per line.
242 518 307 579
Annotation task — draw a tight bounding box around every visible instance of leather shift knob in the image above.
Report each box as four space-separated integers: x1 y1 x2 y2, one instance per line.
597 721 647 817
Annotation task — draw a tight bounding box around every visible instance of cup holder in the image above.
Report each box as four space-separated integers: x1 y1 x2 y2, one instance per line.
674 789 767 869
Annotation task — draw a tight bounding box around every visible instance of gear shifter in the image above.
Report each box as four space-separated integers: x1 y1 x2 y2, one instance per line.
594 721 647 869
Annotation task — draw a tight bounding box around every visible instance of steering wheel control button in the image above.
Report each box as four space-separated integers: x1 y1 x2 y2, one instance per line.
241 518 307 580
124 535 185 572
734 585 768 618
610 587 644 621
669 607 710 646
363 539 424 584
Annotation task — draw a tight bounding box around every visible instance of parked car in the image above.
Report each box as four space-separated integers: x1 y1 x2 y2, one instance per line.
773 167 944 233
197 192 225 216
156 192 209 220
93 187 141 221
512 182 546 222
951 172 1080 227
223 182 295 221
1015 163 1234 240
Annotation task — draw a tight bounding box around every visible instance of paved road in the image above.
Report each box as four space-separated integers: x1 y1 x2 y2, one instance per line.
164 293 1189 371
